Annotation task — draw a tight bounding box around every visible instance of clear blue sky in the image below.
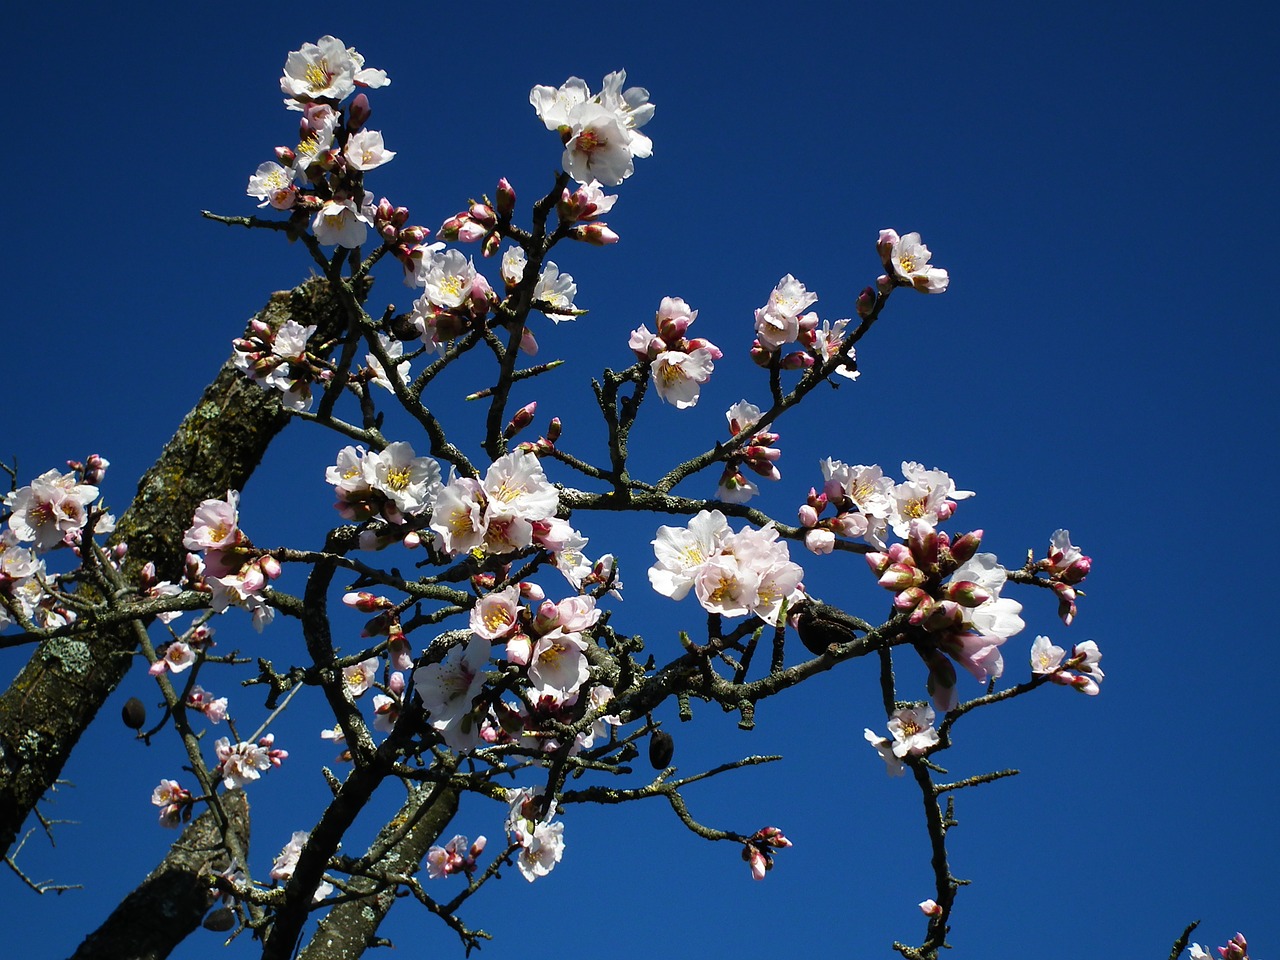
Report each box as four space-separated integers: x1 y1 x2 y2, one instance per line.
3 2 1276 958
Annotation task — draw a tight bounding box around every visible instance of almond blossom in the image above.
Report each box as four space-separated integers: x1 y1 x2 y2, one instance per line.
5 469 101 551
530 71 653 186
879 229 949 293
214 735 287 789
413 637 492 750
280 36 389 109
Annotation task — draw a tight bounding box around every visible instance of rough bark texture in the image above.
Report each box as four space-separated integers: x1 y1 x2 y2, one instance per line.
297 785 461 960
68 790 250 960
0 278 358 858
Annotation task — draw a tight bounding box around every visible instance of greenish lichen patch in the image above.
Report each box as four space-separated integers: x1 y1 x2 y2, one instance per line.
42 638 93 676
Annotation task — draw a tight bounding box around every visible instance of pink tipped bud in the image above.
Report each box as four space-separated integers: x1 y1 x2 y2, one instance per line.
919 899 943 917
798 504 819 527
545 417 562 444
886 543 913 564
470 835 488 857
945 580 992 608
348 93 372 132
755 826 792 848
457 220 488 243
780 350 814 370
503 402 538 440
482 230 501 258
148 659 168 676
468 202 496 226
948 529 983 564
403 530 421 549
657 313 690 343
519 580 545 602
376 197 395 221
140 561 157 588
274 145 296 165
876 229 900 264
922 600 964 632
750 339 774 367
686 337 723 360
879 563 925 591
400 226 428 245
865 551 891 575
894 586 929 612
113 543 129 561
908 520 938 568
388 671 406 695
259 555 282 579
496 178 515 217
856 286 877 318
1060 556 1092 585
570 223 619 245
438 215 466 241
876 274 894 295
343 591 392 612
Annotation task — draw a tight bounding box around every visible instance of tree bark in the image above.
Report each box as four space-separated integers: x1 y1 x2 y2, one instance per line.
68 790 250 960
298 784 461 960
0 278 358 857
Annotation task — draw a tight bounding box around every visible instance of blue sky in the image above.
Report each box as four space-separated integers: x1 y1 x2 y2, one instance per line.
3 2 1277 958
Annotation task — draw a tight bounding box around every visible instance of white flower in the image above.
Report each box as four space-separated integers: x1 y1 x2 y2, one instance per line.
1030 635 1066 674
530 71 654 186
651 348 714 409
864 729 905 777
280 36 389 108
366 334 411 393
886 704 940 758
183 491 242 552
420 248 477 309
429 476 487 554
649 510 730 601
5 469 100 551
516 819 565 881
363 442 442 518
343 656 380 698
951 554 1024 642
312 198 370 249
501 246 528 287
527 630 589 701
344 129 395 171
413 637 491 750
214 737 273 789
470 585 522 640
888 231 949 293
533 262 578 319
246 162 297 210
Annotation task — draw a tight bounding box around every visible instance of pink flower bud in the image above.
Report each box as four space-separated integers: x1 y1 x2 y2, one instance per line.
140 561 157 589
804 529 835 554
403 530 421 549
919 899 942 917
879 563 925 591
909 520 938 568
482 230 501 259
686 337 723 360
1060 556 1092 584
347 93 371 132
457 220 488 243
865 551 891 575
780 350 814 370
545 417 562 444
274 145 296 165
388 672 406 695
344 591 392 612
877 229 900 264
856 286 877 318
944 580 992 608
798 504 819 527
894 586 929 612
496 178 515 217
259 554 282 580
948 529 983 564
470 835 488 857
570 223 619 245
503 402 538 440
438 215 467 241
400 226 428 245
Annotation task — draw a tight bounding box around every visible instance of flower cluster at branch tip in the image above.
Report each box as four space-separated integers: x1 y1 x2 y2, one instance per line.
878 230 949 294
530 71 654 186
151 779 192 828
630 297 722 409
426 834 486 879
2 458 117 631
505 787 566 882
649 510 805 626
865 704 940 776
214 734 287 790
715 401 783 503
233 319 329 412
182 491 279 631
271 830 334 901
1190 934 1251 960
743 826 792 880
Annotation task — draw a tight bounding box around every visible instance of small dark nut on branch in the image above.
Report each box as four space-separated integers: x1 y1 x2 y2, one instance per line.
121 697 147 730
794 601 859 656
649 730 674 769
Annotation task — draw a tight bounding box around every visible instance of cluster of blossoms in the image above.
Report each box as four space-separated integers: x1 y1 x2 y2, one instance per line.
1030 636 1104 694
327 441 443 526
270 830 333 901
649 510 805 627
213 734 287 790
530 71 654 186
864 704 941 776
715 401 782 503
150 779 193 828
1190 934 1252 960
425 834 486 880
148 625 212 677
629 297 723 409
183 492 279 631
232 318 329 413
750 275 858 379
1037 527 1092 625
742 826 793 880
878 230 950 294
504 787 566 882
184 683 228 723
802 460 973 553
1 459 113 631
